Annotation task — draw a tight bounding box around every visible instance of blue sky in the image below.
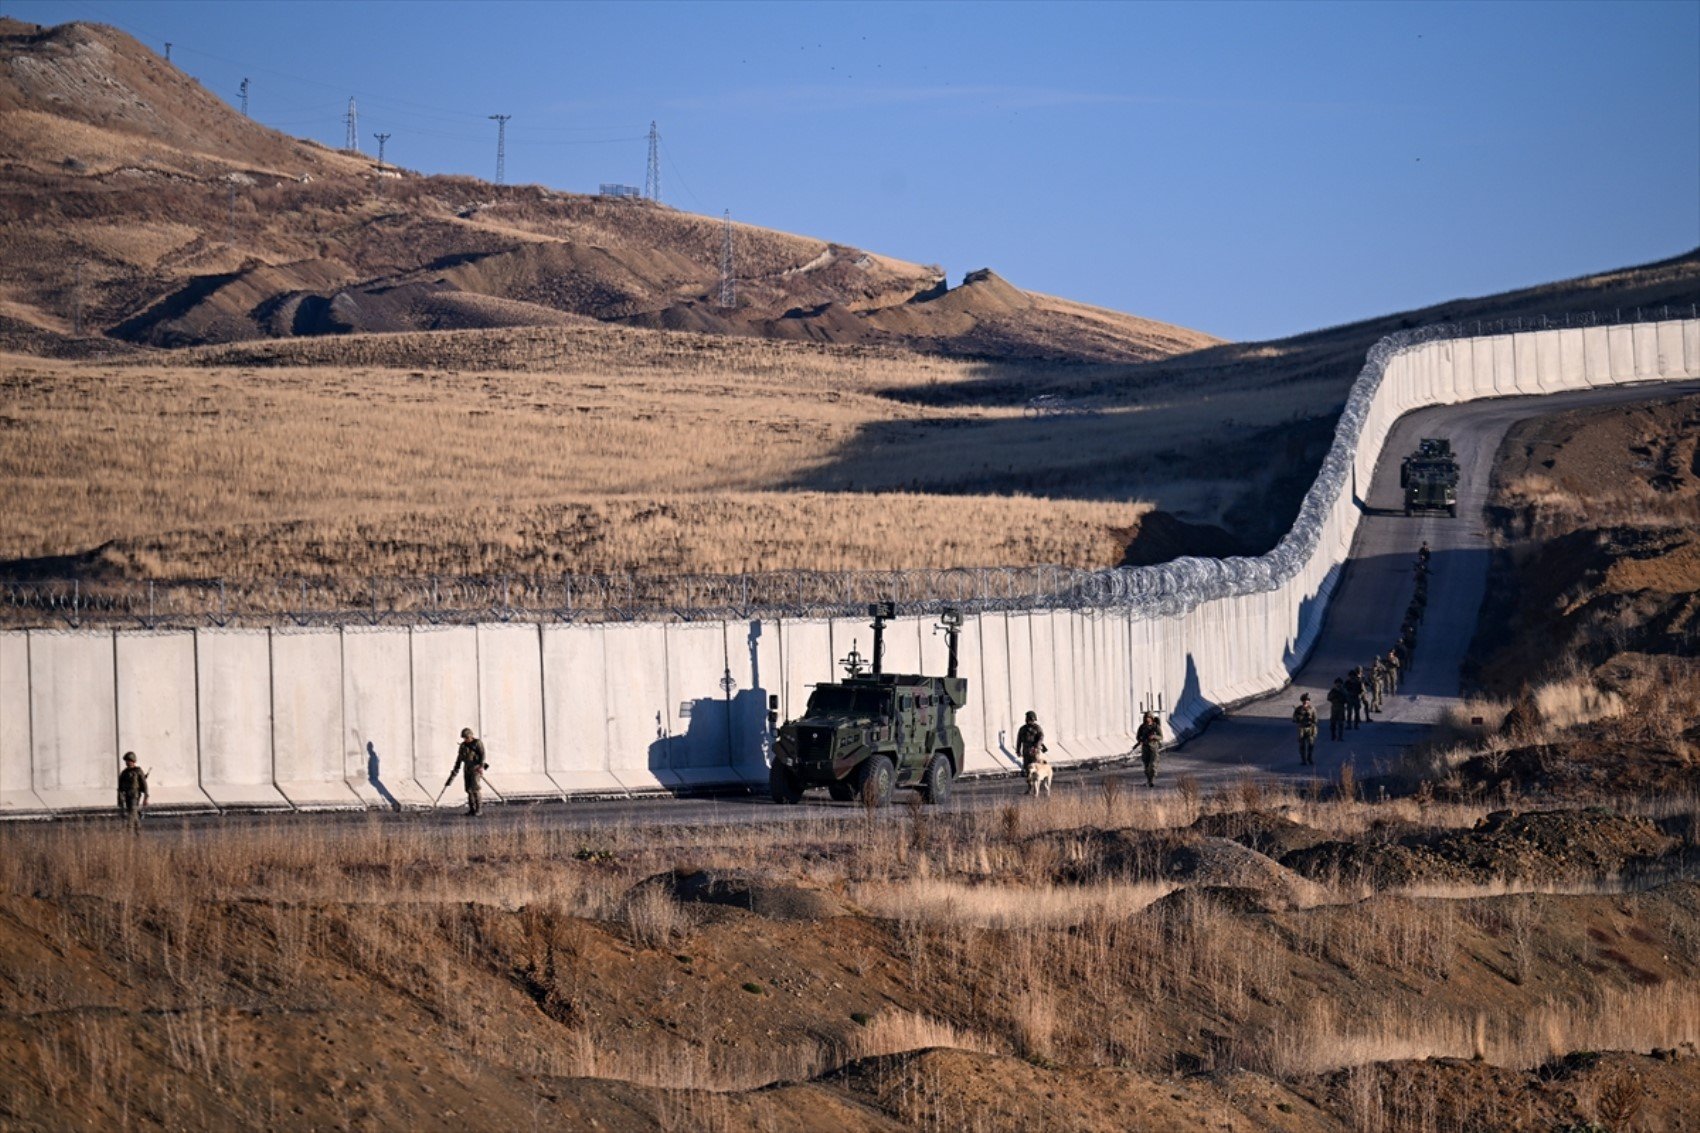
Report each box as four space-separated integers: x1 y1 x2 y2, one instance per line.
13 0 1699 341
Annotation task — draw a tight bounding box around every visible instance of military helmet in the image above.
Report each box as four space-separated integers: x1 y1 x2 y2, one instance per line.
122 751 137 764
460 727 474 739
1024 711 1036 722
1300 693 1311 702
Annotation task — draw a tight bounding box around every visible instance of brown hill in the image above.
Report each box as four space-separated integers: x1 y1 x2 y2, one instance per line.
0 18 1219 363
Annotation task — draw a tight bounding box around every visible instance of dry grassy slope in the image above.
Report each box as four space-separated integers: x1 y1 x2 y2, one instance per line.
0 18 1218 363
1468 392 1700 700
2 799 1698 1132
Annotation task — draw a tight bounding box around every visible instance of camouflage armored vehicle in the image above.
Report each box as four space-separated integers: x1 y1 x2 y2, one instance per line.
769 603 967 807
1399 437 1460 517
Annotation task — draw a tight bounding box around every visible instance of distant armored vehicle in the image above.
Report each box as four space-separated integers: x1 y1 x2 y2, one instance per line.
769 603 966 807
1400 437 1459 517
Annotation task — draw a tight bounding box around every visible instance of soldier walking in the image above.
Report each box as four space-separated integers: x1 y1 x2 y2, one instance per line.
447 727 488 816
1293 694 1319 765
1327 678 1348 741
1369 657 1388 712
117 751 148 833
1385 648 1402 691
1417 540 1432 572
1016 711 1047 771
1344 669 1364 729
1136 712 1163 787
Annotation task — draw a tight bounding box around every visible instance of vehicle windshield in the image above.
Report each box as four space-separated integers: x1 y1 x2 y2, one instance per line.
805 686 889 717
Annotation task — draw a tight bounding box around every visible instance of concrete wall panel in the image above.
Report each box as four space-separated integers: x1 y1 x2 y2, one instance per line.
662 622 736 786
1028 613 1073 761
1583 326 1612 385
727 618 783 783
780 620 835 723
1607 325 1635 384
0 633 44 813
1685 320 1700 376
195 630 285 809
1002 614 1037 766
1657 321 1689 378
411 626 482 805
271 630 356 807
974 613 1017 771
113 633 211 810
1512 333 1541 395
477 624 558 798
28 631 118 810
1632 322 1660 379
541 625 622 793
602 622 672 791
1492 336 1518 397
343 628 431 808
1534 331 1562 392
1558 328 1586 389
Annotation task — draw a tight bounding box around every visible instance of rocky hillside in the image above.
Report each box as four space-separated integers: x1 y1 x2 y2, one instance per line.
0 18 1218 362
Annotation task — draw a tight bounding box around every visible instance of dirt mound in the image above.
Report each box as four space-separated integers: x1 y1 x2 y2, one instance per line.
1190 809 1331 858
1158 837 1334 908
1283 808 1679 887
636 870 849 922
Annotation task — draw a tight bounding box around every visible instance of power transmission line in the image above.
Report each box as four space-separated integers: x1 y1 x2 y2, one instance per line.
488 114 511 184
344 97 359 152
645 121 661 202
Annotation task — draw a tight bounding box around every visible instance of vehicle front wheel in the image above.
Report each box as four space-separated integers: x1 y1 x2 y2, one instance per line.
854 755 895 808
919 753 953 805
769 763 804 805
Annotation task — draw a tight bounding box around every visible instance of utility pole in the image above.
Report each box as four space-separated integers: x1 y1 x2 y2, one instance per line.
345 97 359 152
163 41 172 62
488 114 511 185
239 77 250 117
645 121 661 202
719 210 735 309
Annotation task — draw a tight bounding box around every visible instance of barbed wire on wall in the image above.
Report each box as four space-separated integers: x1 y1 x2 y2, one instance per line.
3 307 1693 632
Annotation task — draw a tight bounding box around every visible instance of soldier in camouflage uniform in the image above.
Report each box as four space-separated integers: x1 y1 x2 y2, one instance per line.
1384 648 1402 691
117 751 148 834
448 727 488 816
1136 712 1163 787
1327 678 1348 741
1016 711 1047 771
1369 657 1388 712
1293 694 1319 766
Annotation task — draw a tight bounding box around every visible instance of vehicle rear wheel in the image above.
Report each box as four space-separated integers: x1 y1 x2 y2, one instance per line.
827 781 855 802
920 753 953 805
768 763 803 805
853 755 895 808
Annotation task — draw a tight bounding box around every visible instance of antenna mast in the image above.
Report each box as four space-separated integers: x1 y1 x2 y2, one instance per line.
718 210 735 308
488 114 511 185
645 121 661 202
239 77 250 117
345 98 359 152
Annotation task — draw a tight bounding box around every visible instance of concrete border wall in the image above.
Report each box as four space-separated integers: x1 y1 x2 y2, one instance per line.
2 319 1696 814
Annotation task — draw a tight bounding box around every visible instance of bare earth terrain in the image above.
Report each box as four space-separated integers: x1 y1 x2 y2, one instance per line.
2 395 1700 1132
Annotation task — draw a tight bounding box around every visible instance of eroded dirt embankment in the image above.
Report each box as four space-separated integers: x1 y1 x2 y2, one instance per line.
2 798 1698 1132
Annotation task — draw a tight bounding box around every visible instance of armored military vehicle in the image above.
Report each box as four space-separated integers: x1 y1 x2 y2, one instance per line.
769 603 967 807
1399 437 1460 517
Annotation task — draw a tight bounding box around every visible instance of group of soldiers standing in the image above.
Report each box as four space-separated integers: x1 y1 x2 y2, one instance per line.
1291 541 1430 765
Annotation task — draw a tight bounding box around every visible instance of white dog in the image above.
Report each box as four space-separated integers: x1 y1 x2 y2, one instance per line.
1025 758 1053 797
